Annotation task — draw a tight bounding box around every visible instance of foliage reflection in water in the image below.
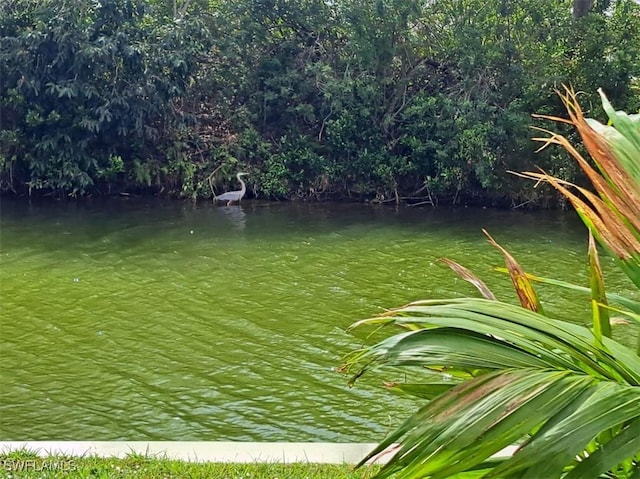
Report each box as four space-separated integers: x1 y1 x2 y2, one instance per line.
0 199 635 441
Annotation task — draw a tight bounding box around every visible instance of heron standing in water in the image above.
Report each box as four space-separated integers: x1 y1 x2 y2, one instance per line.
214 172 248 205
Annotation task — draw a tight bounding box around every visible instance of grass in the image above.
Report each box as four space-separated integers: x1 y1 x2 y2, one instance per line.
0 449 379 478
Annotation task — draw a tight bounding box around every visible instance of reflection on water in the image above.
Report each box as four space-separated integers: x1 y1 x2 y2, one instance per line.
0 198 636 441
216 205 246 230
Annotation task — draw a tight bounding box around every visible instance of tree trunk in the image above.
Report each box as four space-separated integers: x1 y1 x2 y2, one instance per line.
573 0 595 18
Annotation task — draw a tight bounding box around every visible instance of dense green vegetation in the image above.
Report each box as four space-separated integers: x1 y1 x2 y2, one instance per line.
0 449 375 479
1 0 639 204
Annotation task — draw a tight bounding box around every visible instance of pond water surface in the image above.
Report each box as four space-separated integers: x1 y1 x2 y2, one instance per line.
0 198 635 441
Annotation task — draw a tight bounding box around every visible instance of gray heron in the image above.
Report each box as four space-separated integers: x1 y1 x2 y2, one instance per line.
214 172 248 205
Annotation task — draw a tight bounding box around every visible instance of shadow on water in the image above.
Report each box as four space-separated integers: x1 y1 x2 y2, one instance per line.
0 198 636 441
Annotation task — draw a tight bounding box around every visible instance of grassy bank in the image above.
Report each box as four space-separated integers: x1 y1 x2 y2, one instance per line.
0 449 378 479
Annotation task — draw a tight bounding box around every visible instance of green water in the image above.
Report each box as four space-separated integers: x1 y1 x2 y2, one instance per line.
0 198 635 441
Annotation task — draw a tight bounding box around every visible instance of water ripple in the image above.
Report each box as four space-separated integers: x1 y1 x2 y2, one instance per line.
1 199 636 441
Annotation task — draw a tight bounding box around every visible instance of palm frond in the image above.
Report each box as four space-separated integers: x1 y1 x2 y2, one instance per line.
521 87 640 288
358 368 640 479
346 88 640 479
347 298 640 386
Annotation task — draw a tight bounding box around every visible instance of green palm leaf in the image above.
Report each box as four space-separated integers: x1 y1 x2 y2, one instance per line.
563 419 640 479
347 299 640 478
589 232 612 341
494 267 640 317
348 299 640 384
382 380 462 399
346 90 640 478
488 382 640 478
358 369 640 479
